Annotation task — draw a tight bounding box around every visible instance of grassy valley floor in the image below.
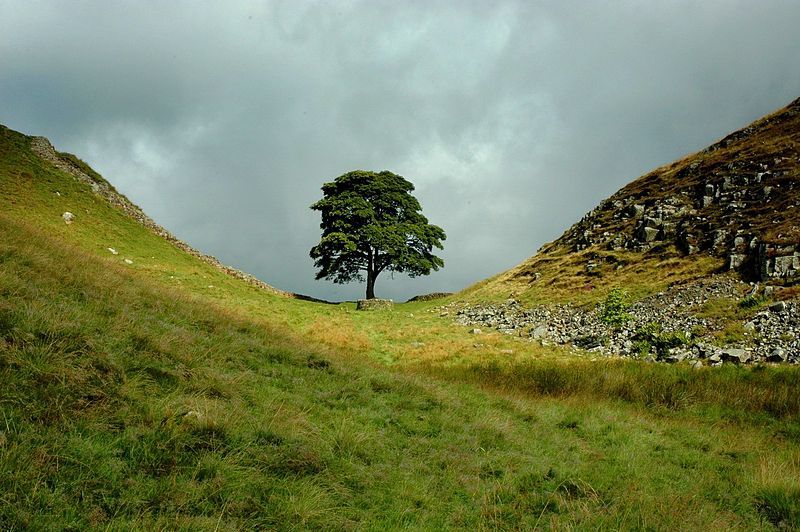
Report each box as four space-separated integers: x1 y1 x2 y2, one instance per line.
2 209 800 530
1 126 800 529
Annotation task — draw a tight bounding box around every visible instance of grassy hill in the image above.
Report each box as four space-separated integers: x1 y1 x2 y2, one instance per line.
466 97 800 306
2 123 800 529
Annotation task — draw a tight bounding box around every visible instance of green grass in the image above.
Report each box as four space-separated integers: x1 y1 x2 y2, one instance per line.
2 124 800 529
696 295 771 346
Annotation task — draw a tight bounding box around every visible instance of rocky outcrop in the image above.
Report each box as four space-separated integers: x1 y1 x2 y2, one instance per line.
757 243 800 280
510 97 800 290
30 136 291 298
558 151 799 279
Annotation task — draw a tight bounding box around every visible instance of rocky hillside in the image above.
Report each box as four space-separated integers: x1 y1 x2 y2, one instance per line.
455 97 800 365
470 97 800 303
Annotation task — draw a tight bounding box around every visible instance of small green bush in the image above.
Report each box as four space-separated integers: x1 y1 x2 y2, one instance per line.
632 339 652 357
738 294 766 309
599 288 631 328
632 323 688 358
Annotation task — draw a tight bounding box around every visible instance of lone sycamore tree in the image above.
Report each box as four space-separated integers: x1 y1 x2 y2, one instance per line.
310 170 446 299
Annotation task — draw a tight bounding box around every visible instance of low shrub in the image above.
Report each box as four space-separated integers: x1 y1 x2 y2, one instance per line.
739 294 766 310
632 322 689 358
599 288 631 328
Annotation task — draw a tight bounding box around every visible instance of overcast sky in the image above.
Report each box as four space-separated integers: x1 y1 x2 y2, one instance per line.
2 1 799 301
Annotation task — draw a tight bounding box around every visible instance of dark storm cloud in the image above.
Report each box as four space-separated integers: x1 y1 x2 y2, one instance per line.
2 1 799 300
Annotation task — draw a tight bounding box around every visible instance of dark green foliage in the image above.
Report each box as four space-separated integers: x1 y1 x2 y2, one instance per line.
632 322 689 357
599 288 631 327
738 294 766 309
310 170 445 298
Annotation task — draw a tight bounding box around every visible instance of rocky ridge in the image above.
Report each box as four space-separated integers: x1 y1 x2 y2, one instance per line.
446 276 799 365
502 97 800 295
562 100 799 277
30 136 292 298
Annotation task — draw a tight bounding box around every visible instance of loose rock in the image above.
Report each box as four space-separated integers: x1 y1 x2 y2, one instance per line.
446 275 799 365
720 349 751 364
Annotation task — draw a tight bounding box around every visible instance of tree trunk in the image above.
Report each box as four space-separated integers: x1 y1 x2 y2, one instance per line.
366 270 376 299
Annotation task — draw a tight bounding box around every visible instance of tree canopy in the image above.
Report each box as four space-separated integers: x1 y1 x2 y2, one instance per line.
310 170 446 299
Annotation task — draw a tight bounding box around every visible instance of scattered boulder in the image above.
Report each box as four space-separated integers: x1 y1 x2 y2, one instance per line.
62 211 75 224
720 348 751 364
766 348 787 363
630 204 645 218
769 301 786 313
572 335 604 349
108 247 119 255
530 324 548 339
696 343 720 360
666 349 689 363
728 254 746 270
638 226 659 242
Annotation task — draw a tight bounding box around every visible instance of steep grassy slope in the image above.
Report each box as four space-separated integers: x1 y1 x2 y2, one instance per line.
467 97 800 305
2 124 800 529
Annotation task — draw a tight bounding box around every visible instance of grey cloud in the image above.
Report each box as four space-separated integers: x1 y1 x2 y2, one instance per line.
2 0 799 301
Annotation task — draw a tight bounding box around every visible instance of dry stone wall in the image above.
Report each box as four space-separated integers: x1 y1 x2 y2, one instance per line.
356 299 393 311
